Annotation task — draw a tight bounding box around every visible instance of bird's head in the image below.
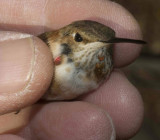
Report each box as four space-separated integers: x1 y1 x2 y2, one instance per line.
39 20 146 67
57 20 145 52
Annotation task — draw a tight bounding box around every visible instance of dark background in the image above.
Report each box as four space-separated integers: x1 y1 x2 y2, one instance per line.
116 0 160 139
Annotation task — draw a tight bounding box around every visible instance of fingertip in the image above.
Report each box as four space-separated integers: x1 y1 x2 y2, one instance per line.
82 70 144 139
0 32 54 114
21 102 116 140
109 71 144 139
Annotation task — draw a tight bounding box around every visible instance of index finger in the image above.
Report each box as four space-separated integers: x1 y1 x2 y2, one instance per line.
0 0 143 67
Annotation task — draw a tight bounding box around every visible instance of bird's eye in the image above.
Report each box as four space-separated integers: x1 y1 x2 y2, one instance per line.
74 33 83 42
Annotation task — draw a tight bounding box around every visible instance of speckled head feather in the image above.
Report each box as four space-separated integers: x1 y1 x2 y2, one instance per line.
60 20 115 42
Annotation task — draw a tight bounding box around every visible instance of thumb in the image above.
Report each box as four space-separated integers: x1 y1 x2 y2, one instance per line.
0 32 53 115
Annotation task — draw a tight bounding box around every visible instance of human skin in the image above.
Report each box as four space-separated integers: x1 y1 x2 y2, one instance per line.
0 0 144 140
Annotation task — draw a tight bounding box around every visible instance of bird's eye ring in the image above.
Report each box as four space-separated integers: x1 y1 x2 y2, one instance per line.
74 33 83 42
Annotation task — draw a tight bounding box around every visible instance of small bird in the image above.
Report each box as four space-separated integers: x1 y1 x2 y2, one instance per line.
38 20 146 100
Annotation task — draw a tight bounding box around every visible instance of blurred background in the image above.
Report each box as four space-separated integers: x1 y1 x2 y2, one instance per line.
116 0 160 139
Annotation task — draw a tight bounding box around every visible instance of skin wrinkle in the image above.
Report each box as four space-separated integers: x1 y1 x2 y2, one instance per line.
40 0 49 33
0 32 32 42
42 0 49 13
22 37 40 98
16 37 36 96
104 112 116 140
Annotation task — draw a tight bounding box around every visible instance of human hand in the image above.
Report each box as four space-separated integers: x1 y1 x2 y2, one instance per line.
0 0 144 139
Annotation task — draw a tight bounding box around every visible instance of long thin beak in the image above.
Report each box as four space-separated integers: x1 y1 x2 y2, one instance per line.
100 37 146 44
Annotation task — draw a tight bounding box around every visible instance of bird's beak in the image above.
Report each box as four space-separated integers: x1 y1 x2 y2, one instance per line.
100 37 146 44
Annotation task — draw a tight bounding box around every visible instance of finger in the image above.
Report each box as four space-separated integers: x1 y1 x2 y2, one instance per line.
0 0 142 66
0 135 24 140
80 70 144 139
0 32 53 114
0 106 34 134
19 102 115 140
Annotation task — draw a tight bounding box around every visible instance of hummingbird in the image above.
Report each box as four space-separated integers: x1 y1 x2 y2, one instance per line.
38 20 146 100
